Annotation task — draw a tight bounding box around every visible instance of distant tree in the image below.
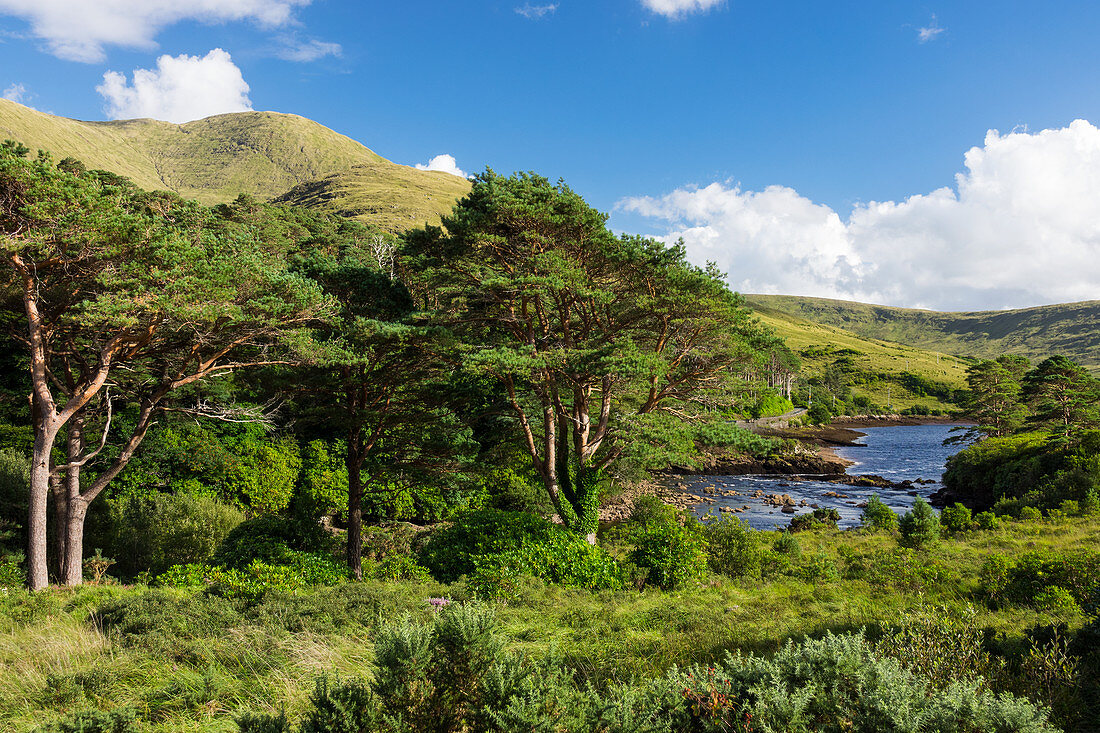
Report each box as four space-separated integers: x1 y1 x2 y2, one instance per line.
0 148 329 589
954 355 1030 442
404 171 763 540
1023 356 1099 438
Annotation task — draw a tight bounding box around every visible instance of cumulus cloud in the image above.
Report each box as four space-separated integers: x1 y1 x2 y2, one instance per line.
515 3 558 19
274 36 342 62
641 0 723 19
619 120 1100 311
97 48 252 124
917 16 945 43
415 154 469 179
2 82 29 104
0 0 311 62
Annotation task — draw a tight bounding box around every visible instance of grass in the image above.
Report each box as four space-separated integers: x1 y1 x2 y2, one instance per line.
747 293 1100 374
2 514 1096 731
0 99 468 232
747 305 972 411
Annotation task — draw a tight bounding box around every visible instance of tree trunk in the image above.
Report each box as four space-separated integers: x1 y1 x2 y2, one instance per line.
49 472 67 579
61 498 88 586
27 420 60 591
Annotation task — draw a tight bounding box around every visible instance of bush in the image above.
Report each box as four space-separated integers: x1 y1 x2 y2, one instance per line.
788 507 840 533
703 518 762 579
630 516 708 590
940 503 973 533
1034 586 1082 615
860 494 898 532
106 492 244 578
0 552 23 589
899 498 940 548
1019 506 1043 522
975 511 999 530
985 550 1100 611
772 530 801 558
1081 489 1100 516
36 707 139 733
0 449 29 555
418 509 621 593
675 632 1054 732
213 514 333 570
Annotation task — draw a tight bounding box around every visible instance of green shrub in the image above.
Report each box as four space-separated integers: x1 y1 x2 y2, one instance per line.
370 555 431 583
213 514 333 569
899 498 940 548
36 707 139 733
772 530 801 558
797 552 839 584
675 632 1054 732
788 507 840 533
1019 506 1043 522
0 449 29 555
702 518 762 579
106 492 244 578
975 511 999 530
1058 499 1080 516
1034 586 1082 615
299 676 378 733
1081 489 1100 516
940 503 973 533
418 509 621 592
0 552 23 589
860 494 898 532
630 517 708 590
843 547 954 592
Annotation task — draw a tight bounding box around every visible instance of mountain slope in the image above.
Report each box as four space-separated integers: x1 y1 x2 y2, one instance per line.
749 307 971 412
0 99 468 230
746 294 1100 373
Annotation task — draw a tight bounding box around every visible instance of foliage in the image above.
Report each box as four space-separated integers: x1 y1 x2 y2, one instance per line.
860 493 898 532
36 707 139 733
0 448 28 555
703 517 762 579
418 509 622 594
979 549 1100 611
105 492 244 579
940 503 974 533
750 392 794 419
898 498 941 548
630 514 708 590
213 514 333 570
787 507 840 533
404 170 777 534
675 632 1053 732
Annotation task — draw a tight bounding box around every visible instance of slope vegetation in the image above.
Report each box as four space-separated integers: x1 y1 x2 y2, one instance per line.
747 294 1100 373
0 99 468 231
749 306 971 412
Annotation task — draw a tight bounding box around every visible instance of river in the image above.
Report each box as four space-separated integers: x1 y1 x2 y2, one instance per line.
678 423 967 530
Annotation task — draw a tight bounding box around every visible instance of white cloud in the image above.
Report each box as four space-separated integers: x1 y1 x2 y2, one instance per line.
274 36 342 62
515 3 558 19
917 16 945 43
415 154 469 179
0 0 311 62
619 120 1100 311
2 82 29 104
96 49 252 123
641 0 723 19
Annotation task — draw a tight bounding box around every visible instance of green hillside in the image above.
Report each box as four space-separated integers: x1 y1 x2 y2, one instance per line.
747 294 1100 373
749 306 971 412
273 161 472 233
0 98 468 231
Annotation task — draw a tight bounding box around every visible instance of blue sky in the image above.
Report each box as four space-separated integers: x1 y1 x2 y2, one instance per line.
3 1 1100 310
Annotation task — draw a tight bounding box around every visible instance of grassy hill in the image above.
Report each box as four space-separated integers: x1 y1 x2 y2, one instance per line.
747 294 1100 374
272 161 471 233
749 306 971 412
0 98 468 232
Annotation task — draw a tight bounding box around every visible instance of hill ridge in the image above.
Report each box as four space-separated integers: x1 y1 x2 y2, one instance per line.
0 99 469 231
746 294 1100 372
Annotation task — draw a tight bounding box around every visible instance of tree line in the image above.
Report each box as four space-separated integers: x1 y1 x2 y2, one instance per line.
1 143 790 590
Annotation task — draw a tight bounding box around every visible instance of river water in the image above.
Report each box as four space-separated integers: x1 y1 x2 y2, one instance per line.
679 423 967 530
